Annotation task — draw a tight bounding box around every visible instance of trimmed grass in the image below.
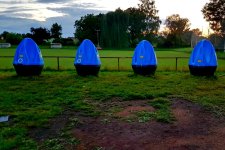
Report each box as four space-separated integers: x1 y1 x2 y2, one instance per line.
1 47 225 71
0 71 225 149
137 98 174 123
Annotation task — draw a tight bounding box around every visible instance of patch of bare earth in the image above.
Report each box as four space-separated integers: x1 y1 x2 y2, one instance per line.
29 110 76 142
72 99 225 150
113 100 155 118
29 99 225 150
116 105 154 118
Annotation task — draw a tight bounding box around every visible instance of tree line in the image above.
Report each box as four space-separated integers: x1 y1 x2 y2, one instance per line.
74 0 162 48
74 0 225 49
0 0 224 49
0 23 74 46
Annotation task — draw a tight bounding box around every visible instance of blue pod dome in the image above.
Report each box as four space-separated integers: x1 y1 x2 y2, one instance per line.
189 39 217 76
13 38 44 65
132 40 157 75
13 38 44 76
74 39 101 76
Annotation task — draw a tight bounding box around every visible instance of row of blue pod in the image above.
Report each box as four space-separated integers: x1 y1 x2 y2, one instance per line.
131 39 217 76
13 38 218 76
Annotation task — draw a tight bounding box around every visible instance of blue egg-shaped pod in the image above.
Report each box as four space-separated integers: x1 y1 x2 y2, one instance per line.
132 40 157 75
13 38 44 76
189 39 217 76
74 39 101 76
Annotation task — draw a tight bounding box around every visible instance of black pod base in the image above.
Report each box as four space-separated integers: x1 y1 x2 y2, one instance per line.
75 65 100 76
13 64 44 76
189 65 217 76
132 65 157 76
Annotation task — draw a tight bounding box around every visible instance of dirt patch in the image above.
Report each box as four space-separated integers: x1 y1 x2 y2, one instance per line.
98 99 150 110
116 106 155 118
72 99 225 150
29 109 76 142
110 100 155 118
29 99 225 149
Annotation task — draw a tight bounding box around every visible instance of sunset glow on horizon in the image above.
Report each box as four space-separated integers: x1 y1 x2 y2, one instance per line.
0 0 211 36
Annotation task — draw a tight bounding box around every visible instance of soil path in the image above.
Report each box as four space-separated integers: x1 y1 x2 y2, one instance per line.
72 99 225 150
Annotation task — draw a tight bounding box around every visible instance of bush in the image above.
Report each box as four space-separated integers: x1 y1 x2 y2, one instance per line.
5 33 23 45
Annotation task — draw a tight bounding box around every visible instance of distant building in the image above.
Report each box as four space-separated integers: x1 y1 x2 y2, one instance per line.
0 43 11 48
50 43 62 49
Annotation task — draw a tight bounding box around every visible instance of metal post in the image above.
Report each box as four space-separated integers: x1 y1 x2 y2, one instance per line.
223 33 225 52
175 57 178 71
118 57 120 71
57 57 60 71
96 29 100 48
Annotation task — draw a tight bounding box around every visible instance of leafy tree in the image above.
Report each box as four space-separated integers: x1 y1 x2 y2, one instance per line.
25 33 32 38
61 38 75 46
74 14 102 45
209 33 224 50
30 27 51 45
5 32 23 45
100 8 129 48
125 7 146 47
1 31 9 40
191 28 202 36
202 0 225 35
164 14 190 47
138 0 161 34
51 23 62 39
74 1 161 48
190 28 203 47
165 14 190 35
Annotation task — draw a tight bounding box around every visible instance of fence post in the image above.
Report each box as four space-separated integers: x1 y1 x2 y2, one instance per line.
118 57 120 71
57 57 60 71
175 57 178 71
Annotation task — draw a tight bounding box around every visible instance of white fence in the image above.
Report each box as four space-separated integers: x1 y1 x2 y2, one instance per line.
0 43 11 48
50 43 62 49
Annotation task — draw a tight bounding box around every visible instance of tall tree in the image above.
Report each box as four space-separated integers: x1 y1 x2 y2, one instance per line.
30 27 51 45
125 7 146 47
189 28 203 47
74 1 161 48
191 28 202 36
165 14 190 35
138 0 161 34
101 8 129 48
209 33 224 49
5 32 23 45
164 14 190 47
51 23 62 39
202 0 225 35
1 31 9 40
74 14 102 45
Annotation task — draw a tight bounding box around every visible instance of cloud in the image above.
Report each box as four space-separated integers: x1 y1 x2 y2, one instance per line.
46 5 106 37
0 0 139 37
0 2 69 21
0 15 42 34
36 0 72 3
0 7 34 15
0 1 106 37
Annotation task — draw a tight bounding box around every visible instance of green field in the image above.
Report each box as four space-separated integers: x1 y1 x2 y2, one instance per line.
0 71 225 149
0 47 224 149
0 47 225 71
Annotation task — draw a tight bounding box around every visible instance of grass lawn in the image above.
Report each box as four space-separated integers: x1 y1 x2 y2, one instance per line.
0 70 225 149
1 47 225 71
